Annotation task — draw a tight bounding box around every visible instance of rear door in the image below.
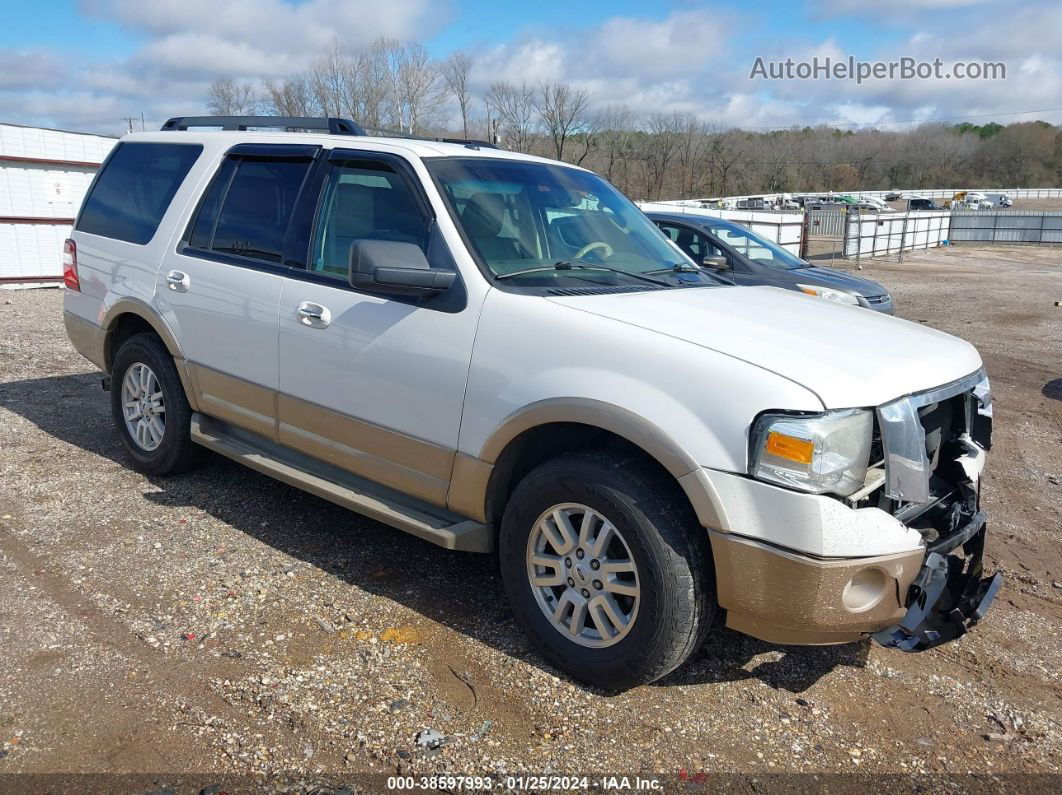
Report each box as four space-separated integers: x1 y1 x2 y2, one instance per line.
159 144 317 438
275 149 478 506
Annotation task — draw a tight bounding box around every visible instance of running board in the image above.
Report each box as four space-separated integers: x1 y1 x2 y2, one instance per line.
190 413 493 553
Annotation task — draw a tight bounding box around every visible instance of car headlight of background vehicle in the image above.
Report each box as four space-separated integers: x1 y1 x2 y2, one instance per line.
749 409 873 497
796 284 860 305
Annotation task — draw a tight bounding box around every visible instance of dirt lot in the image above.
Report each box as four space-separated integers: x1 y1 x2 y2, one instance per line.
1 245 1061 791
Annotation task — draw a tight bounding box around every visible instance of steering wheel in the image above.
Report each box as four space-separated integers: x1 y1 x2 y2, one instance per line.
573 241 614 260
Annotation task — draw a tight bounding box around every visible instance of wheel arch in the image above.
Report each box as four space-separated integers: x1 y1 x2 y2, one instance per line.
447 398 726 531
102 299 199 410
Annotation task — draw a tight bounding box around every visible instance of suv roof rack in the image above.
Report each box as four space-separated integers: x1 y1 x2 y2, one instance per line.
359 126 497 149
160 116 366 135
159 116 498 149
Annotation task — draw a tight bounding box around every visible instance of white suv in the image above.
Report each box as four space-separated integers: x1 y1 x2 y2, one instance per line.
63 116 1000 689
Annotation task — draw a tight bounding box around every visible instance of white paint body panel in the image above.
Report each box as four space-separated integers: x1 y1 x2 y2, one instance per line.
545 286 983 409
702 468 925 557
277 281 483 449
459 287 825 474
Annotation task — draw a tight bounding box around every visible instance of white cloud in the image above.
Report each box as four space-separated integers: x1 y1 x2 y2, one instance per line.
0 0 1059 135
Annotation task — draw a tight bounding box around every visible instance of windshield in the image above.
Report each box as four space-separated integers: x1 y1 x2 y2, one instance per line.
427 158 718 288
702 220 807 270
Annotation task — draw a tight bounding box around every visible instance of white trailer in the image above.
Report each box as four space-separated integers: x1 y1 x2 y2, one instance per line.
1 123 116 288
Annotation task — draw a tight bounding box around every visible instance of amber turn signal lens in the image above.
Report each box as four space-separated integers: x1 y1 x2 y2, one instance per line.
765 431 815 465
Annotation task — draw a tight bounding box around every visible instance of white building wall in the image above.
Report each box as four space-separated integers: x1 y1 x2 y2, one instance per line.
0 123 117 288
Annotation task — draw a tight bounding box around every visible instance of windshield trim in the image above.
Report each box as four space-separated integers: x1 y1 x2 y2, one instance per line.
423 156 722 295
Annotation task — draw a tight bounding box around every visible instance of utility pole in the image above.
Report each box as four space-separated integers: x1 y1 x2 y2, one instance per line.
121 116 137 134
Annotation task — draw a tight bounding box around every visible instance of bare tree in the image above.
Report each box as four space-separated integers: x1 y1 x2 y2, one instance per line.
533 82 592 161
398 42 444 134
348 40 393 130
261 77 315 117
595 106 638 191
640 113 682 199
309 40 347 117
487 81 536 153
207 78 258 115
442 52 474 138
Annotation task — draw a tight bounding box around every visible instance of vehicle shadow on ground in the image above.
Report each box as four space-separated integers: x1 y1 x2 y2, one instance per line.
0 372 866 694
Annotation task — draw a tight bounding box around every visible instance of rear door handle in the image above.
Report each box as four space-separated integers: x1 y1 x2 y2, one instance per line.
166 270 190 292
297 301 331 328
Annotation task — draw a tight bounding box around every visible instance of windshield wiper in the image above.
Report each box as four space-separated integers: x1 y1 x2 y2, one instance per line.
644 262 701 275
495 260 671 287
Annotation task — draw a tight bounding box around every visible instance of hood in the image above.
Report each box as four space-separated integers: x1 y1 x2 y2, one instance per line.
793 266 888 297
548 285 982 409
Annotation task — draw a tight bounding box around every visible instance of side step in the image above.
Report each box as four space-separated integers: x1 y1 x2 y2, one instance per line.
190 413 493 553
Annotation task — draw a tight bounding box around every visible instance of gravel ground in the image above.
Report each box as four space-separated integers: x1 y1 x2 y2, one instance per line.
1 244 1060 791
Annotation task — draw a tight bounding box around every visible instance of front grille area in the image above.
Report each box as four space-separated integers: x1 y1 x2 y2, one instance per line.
870 369 992 548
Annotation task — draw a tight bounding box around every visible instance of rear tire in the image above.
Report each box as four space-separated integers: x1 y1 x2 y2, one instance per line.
499 451 715 690
110 333 203 475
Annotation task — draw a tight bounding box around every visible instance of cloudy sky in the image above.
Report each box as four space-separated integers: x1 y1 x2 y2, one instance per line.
1 0 1059 135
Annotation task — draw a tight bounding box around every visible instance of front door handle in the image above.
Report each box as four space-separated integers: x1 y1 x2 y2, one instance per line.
166 270 190 292
297 301 331 328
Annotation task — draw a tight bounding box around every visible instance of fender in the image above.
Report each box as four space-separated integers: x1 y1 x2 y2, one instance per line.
447 397 727 530
100 297 200 411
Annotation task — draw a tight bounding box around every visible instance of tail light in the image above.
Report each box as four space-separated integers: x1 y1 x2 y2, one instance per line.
63 239 80 291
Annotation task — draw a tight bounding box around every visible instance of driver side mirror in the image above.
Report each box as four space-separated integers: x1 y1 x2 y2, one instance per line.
349 239 456 297
702 255 730 270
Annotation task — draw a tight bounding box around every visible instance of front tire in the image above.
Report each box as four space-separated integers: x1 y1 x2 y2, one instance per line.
499 451 715 690
110 333 203 475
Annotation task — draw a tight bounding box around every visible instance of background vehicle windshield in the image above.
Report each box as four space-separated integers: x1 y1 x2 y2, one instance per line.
427 158 717 288
704 220 807 270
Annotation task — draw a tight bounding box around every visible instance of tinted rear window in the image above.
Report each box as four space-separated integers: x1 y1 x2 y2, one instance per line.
77 142 202 245
208 159 310 263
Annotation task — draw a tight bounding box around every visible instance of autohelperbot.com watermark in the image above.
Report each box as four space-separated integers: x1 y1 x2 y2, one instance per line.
750 56 1006 84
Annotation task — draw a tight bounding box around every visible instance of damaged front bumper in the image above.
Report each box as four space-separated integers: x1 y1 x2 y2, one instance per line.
873 510 1002 652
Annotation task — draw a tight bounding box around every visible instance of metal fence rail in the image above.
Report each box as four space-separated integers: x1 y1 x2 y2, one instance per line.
805 209 846 237
949 211 1062 244
843 210 951 261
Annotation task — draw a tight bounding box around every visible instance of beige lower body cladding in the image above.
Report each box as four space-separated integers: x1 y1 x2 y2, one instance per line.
708 529 924 645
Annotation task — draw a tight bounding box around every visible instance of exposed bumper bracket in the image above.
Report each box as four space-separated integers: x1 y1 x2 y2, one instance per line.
873 515 1001 652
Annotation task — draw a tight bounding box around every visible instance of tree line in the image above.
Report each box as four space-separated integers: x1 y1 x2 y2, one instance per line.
208 38 1062 201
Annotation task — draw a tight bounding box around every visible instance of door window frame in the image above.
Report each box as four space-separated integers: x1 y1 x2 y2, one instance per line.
177 143 321 275
281 148 466 311
177 144 466 311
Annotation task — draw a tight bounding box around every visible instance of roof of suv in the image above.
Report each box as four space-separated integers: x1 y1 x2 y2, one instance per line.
119 129 570 166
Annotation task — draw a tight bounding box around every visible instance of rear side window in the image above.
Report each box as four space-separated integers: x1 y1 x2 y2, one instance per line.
188 156 312 264
77 142 202 244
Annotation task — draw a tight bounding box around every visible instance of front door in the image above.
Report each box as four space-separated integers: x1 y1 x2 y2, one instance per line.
276 151 480 506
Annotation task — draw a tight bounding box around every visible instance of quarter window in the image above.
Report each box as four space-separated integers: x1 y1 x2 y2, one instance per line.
309 161 428 279
76 142 202 245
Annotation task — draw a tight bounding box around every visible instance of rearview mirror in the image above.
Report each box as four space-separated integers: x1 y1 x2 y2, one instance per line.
349 239 456 297
702 255 730 270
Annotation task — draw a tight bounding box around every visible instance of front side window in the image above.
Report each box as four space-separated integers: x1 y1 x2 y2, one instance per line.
188 155 312 264
77 142 202 244
309 161 428 279
656 223 725 263
427 158 718 289
704 222 806 270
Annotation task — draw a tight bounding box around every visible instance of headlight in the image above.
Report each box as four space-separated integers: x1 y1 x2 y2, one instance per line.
796 284 859 305
749 409 873 497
